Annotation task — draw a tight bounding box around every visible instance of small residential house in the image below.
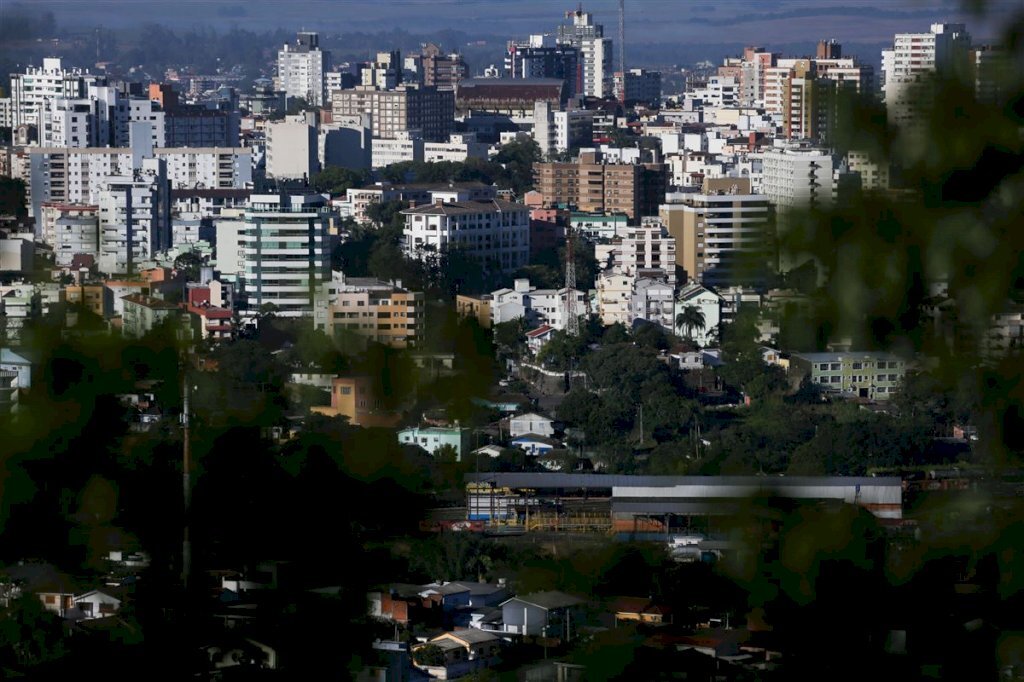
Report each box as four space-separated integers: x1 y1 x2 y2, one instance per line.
419 583 472 612
509 412 555 438
412 629 502 680
471 444 504 459
0 348 31 390
398 425 472 461
525 324 555 355
368 584 423 625
73 588 123 620
449 581 510 608
2 561 78 616
0 370 18 414
610 596 673 627
675 282 721 346
510 434 562 456
675 349 723 371
312 375 402 427
499 591 584 640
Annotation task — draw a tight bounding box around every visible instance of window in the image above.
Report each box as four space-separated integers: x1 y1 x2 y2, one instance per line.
45 595 56 605
340 386 352 395
830 363 840 370
852 362 862 370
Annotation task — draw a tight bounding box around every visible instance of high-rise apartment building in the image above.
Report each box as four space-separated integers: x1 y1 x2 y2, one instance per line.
556 8 612 98
533 151 668 220
506 35 581 98
41 85 171 149
97 158 171 275
659 178 771 287
9 58 103 128
313 273 424 347
763 54 872 141
29 147 252 224
595 217 678 286
331 85 455 142
266 114 318 180
882 23 971 127
238 193 330 318
401 199 530 273
760 147 836 211
760 146 835 272
421 44 468 90
277 32 330 107
817 39 842 59
361 51 402 90
614 69 662 105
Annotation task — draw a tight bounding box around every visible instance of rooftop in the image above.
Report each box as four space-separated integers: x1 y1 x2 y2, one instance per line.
465 473 903 489
794 351 904 362
402 199 526 217
502 591 583 611
438 628 501 645
122 294 179 310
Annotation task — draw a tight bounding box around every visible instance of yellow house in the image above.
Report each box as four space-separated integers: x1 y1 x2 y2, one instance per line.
311 376 401 427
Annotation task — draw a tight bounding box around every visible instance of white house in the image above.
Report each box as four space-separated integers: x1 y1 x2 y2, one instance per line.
510 433 561 456
398 426 471 461
497 591 583 639
509 412 555 438
0 349 31 390
675 282 722 347
73 589 122 619
525 325 556 355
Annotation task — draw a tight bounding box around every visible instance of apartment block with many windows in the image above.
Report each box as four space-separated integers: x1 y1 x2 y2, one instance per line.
313 273 424 348
790 352 907 401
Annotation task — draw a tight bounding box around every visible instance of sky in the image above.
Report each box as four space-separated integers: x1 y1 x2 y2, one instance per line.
17 0 1020 44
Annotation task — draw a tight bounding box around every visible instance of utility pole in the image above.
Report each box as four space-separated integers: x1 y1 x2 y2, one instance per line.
181 360 192 591
638 403 644 444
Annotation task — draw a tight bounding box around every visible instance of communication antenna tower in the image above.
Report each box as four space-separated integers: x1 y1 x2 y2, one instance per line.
619 0 626 74
565 232 579 337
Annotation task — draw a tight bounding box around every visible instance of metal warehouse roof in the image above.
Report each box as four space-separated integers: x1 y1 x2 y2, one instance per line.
464 473 901 489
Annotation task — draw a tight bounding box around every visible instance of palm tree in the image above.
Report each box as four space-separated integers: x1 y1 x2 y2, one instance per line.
675 305 707 343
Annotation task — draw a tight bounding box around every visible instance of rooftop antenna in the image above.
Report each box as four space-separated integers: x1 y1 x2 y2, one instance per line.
618 0 626 74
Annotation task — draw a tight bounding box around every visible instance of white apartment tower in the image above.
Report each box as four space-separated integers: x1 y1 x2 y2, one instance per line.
761 146 836 211
557 8 612 98
9 58 101 128
97 158 170 275
266 114 319 180
882 23 971 127
240 193 330 318
41 85 142 149
277 32 330 107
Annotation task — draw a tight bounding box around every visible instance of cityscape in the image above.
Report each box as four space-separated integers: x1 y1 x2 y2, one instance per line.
0 0 1022 679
